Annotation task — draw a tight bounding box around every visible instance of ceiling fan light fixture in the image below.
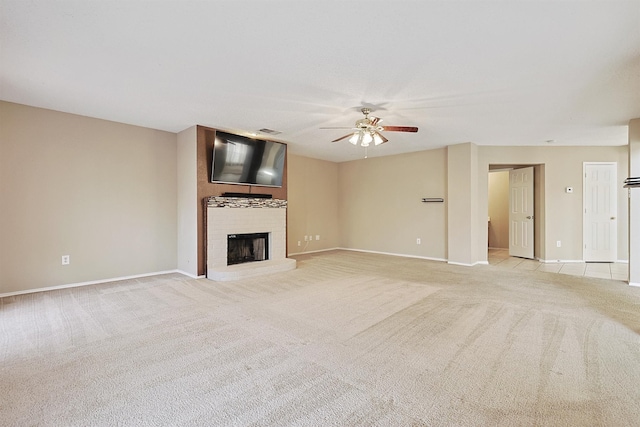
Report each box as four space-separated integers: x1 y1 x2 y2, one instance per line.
321 107 418 149
361 132 373 147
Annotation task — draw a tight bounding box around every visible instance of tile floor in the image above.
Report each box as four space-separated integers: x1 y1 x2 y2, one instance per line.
488 248 629 282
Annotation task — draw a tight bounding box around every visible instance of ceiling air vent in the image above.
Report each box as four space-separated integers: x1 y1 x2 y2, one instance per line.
258 128 282 135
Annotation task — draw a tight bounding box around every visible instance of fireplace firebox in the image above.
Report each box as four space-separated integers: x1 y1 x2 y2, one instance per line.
227 233 269 266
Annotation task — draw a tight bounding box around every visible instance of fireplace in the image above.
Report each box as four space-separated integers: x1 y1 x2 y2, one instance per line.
227 233 269 265
206 197 296 281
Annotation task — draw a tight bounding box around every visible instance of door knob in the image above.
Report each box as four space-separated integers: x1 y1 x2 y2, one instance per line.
526 216 533 219
611 217 616 220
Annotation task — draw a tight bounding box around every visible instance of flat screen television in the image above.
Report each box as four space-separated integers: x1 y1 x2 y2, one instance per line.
211 131 286 187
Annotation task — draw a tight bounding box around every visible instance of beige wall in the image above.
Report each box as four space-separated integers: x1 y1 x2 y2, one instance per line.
488 171 509 249
328 144 626 264
629 118 640 285
177 126 198 276
287 154 340 253
0 102 177 294
478 146 628 262
1 101 631 294
533 165 546 259
447 143 480 265
338 148 447 260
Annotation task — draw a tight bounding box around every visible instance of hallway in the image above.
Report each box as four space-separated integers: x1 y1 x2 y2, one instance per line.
488 248 629 282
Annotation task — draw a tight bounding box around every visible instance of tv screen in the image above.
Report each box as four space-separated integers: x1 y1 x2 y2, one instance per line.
211 131 286 187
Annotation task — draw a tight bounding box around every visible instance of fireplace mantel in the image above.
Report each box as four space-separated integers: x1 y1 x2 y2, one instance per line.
206 197 296 281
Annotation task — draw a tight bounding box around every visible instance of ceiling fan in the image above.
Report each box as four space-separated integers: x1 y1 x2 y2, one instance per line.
321 107 418 147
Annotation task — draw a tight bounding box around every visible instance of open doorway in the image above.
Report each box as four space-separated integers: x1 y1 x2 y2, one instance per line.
488 170 510 250
488 164 545 261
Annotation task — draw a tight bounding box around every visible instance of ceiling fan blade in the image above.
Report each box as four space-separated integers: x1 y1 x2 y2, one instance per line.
370 116 380 126
332 133 354 143
382 126 418 133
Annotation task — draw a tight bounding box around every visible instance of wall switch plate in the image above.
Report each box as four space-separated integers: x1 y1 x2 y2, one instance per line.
61 255 70 265
556 241 561 247
566 187 573 193
416 238 421 245
315 235 320 240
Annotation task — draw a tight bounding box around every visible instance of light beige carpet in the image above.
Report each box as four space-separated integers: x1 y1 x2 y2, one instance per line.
1 250 639 426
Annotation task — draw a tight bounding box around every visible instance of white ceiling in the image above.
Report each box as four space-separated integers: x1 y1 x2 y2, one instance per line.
1 1 639 162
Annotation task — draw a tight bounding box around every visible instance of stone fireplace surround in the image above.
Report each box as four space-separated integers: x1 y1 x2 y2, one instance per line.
206 197 296 281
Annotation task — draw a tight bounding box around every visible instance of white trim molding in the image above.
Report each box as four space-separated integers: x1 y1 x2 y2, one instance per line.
538 259 585 264
0 270 188 298
287 247 341 256
176 270 205 279
338 247 447 263
448 260 488 267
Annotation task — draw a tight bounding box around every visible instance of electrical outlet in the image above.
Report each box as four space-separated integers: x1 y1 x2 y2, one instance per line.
556 241 561 247
316 235 320 240
61 255 70 265
416 238 421 245
304 235 308 241
297 241 301 246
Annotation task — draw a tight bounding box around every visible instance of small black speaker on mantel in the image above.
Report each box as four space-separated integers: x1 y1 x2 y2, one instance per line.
222 192 273 199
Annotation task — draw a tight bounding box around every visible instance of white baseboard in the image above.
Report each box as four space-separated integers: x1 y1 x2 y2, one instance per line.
629 282 640 288
538 259 585 264
448 260 488 267
175 270 205 279
288 247 341 256
338 247 447 263
296 247 494 266
0 269 187 298
540 259 629 264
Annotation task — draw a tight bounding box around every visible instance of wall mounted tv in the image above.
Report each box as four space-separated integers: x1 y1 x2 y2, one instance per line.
211 131 286 187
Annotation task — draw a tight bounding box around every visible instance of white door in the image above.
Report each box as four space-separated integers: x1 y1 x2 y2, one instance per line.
584 163 617 262
509 167 534 259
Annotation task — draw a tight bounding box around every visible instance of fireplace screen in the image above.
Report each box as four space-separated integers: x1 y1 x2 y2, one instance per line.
227 233 269 266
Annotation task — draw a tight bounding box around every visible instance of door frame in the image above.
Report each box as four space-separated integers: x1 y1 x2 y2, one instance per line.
488 164 545 260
